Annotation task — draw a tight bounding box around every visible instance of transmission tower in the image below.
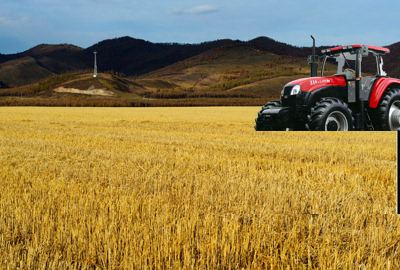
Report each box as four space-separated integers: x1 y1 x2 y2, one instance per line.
93 51 98 78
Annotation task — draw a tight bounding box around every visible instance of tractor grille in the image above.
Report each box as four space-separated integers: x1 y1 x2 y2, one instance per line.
282 95 296 107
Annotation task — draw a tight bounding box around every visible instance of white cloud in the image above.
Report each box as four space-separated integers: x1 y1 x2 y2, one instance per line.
0 15 29 27
173 4 218 15
188 4 218 14
0 16 12 26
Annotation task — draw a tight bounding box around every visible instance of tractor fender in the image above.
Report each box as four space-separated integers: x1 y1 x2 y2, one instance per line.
369 77 400 109
305 86 348 106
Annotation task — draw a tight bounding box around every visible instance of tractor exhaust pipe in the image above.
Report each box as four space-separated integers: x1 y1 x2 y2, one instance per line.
309 35 318 77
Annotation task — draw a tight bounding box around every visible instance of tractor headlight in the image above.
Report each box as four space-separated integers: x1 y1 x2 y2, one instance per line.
290 85 301 95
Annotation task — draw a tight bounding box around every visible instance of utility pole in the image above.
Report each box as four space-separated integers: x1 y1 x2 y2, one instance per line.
93 51 98 78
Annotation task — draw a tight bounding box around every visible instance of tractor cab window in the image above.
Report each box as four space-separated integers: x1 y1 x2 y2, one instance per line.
321 53 357 79
322 51 387 78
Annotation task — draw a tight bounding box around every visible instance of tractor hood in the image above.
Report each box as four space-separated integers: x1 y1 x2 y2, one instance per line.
285 75 347 92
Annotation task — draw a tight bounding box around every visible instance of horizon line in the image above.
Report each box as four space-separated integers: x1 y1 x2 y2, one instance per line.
0 35 396 55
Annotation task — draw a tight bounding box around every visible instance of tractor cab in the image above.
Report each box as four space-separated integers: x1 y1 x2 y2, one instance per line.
320 44 390 78
321 45 389 87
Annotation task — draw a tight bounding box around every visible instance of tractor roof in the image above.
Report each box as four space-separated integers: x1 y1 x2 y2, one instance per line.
321 44 390 55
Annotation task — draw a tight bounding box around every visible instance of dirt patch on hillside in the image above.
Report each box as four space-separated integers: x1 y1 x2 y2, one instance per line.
54 86 114 96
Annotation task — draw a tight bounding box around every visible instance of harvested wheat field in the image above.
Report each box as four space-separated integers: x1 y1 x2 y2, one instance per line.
0 107 398 269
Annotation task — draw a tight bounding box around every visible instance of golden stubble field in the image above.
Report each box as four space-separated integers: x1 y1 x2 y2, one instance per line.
0 107 398 269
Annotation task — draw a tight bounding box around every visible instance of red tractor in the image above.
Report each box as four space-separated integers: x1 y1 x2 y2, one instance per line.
255 36 400 131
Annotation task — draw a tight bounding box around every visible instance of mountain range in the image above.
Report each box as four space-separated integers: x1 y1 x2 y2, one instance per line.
0 36 313 87
0 36 399 106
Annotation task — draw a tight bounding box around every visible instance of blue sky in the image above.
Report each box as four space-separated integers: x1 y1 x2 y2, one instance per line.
0 0 399 54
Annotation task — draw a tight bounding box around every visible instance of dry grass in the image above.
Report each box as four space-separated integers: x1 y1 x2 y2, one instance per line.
0 107 398 269
139 47 311 98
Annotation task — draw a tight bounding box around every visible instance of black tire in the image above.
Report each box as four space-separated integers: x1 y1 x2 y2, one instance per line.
307 98 354 131
255 101 285 131
370 88 400 131
261 101 281 111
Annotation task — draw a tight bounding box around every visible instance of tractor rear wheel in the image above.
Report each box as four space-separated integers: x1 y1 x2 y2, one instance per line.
371 88 400 131
255 101 285 131
307 98 354 131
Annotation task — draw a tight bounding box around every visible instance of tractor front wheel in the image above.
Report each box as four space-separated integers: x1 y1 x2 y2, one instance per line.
371 88 400 131
255 101 285 131
307 98 354 131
